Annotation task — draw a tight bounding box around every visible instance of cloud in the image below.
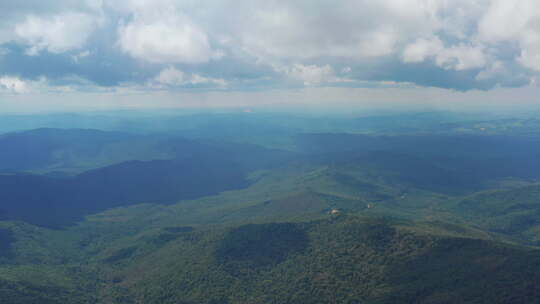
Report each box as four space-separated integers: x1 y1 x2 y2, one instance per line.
0 75 81 95
478 1 536 43
71 50 91 63
435 44 487 71
279 64 352 86
478 0 540 71
518 33 540 71
15 12 98 55
151 66 226 87
154 66 186 85
216 0 438 61
357 27 399 57
1 0 540 102
403 38 486 71
403 37 444 63
117 7 220 64
0 76 29 93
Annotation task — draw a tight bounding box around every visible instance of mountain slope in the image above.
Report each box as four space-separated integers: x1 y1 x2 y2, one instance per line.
0 128 144 173
296 133 540 194
0 157 248 228
80 216 540 303
454 185 540 244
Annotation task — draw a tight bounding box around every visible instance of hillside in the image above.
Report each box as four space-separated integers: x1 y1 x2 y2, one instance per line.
1 216 540 303
0 128 160 174
0 128 539 303
453 185 540 244
0 157 249 228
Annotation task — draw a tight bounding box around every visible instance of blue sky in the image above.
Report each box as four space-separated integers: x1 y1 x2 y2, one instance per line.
1 0 540 112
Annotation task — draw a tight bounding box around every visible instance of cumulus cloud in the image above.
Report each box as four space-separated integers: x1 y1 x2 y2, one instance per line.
1 0 540 97
0 75 85 95
71 50 91 63
15 12 97 55
0 76 29 93
475 61 504 80
286 64 335 86
403 37 444 63
403 39 486 71
478 1 535 43
357 27 399 57
435 44 487 71
518 33 540 71
216 0 438 61
152 66 226 87
154 66 186 85
117 7 220 64
478 0 540 71
279 64 352 86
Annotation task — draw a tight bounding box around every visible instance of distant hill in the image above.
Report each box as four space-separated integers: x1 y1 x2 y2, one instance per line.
0 128 167 173
0 156 249 228
296 133 540 194
454 185 540 244
0 128 295 174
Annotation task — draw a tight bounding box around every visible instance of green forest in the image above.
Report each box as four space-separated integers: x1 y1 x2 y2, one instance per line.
1 113 540 303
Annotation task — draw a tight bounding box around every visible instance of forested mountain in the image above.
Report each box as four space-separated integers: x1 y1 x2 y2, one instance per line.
2 216 540 304
1 123 540 303
0 158 248 228
0 128 168 173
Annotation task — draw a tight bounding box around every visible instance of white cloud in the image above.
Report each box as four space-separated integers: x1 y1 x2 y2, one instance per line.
155 66 186 85
0 76 29 93
2 0 540 94
517 30 540 71
402 37 443 63
357 27 398 57
72 50 91 63
435 44 486 71
0 76 84 95
117 7 219 64
189 74 227 87
280 64 352 86
475 60 505 81
403 38 486 71
15 12 97 55
152 66 226 87
215 0 441 61
478 1 537 43
478 0 540 71
85 0 104 11
287 64 335 86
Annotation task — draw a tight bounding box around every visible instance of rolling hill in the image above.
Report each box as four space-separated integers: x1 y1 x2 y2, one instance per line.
1 128 540 303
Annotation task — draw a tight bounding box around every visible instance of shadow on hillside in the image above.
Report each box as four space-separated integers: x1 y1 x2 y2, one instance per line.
215 223 309 276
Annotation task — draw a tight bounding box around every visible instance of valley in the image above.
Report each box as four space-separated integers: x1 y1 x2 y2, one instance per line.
1 113 540 303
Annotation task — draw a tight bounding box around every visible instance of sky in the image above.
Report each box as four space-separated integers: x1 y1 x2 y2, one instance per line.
1 0 540 112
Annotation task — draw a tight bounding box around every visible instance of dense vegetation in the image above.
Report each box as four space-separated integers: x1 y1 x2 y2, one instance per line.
2 113 540 303
4 216 535 304
0 157 248 228
297 133 540 194
0 228 15 259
